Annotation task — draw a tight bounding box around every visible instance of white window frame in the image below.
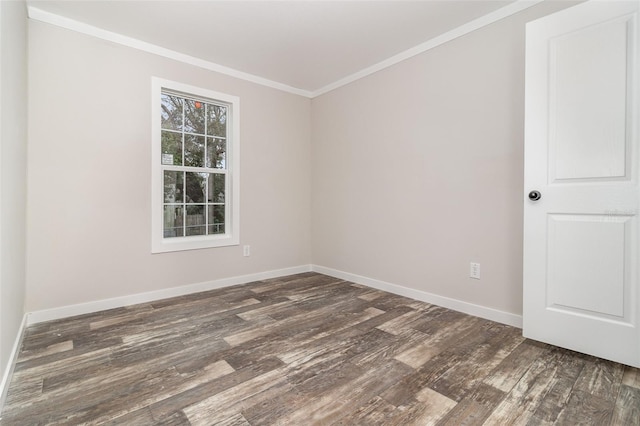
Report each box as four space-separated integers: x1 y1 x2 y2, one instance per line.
151 77 240 253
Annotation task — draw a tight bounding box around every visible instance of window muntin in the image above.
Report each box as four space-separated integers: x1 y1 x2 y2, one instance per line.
160 92 227 238
152 78 239 253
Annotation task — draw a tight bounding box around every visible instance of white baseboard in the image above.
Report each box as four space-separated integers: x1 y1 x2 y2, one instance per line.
3 263 521 414
26 263 522 328
27 265 312 325
312 265 523 328
3 263 520 413
0 313 28 412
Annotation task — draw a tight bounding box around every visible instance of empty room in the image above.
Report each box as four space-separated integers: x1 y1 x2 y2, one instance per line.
1 0 639 424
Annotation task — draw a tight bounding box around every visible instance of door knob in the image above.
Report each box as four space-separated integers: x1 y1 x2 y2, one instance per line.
528 190 541 201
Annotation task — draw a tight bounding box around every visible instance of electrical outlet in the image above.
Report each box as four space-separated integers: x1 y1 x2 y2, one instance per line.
243 245 251 257
470 262 480 280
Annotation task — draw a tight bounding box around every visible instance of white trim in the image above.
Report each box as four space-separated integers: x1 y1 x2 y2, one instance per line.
311 0 543 97
26 6 313 98
0 314 27 412
26 265 312 325
312 265 523 328
0 265 522 410
151 77 240 253
25 264 523 328
0 0 3 409
28 2 543 99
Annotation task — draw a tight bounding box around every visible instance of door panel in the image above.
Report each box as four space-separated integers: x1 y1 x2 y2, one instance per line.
550 16 631 181
547 214 629 319
523 0 640 367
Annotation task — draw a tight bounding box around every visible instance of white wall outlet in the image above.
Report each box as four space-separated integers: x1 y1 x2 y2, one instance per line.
470 262 480 280
243 245 251 257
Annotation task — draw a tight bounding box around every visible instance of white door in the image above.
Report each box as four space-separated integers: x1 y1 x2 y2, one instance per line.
523 0 640 367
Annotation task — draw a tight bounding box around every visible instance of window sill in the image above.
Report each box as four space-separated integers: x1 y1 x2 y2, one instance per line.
151 234 239 253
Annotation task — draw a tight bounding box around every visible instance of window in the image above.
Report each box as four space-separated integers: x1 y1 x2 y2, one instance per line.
151 78 239 253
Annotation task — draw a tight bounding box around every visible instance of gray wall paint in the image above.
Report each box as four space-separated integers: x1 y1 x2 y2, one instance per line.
26 21 312 312
0 0 28 379
310 1 578 316
24 3 579 318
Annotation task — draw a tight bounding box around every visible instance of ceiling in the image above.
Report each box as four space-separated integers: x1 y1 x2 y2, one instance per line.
28 0 525 96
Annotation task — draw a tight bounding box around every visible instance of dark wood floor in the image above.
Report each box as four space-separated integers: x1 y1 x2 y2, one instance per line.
2 272 639 425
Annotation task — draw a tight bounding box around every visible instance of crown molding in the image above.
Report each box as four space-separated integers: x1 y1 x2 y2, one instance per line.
27 6 313 98
29 1 543 99
310 0 544 97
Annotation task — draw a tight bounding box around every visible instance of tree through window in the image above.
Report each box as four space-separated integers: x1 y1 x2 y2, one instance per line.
152 79 239 253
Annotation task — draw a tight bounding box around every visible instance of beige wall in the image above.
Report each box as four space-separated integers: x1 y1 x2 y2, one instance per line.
311 1 577 317
25 2 580 318
0 1 28 380
26 21 312 312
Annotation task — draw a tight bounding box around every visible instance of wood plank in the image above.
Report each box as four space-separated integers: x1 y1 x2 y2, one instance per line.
436 399 493 426
481 350 564 425
482 338 550 392
334 396 397 424
611 385 640 425
182 367 292 425
429 324 525 402
554 390 615 425
2 272 638 425
277 359 413 425
571 356 624 401
148 357 284 421
393 315 489 370
622 366 640 389
380 320 513 407
528 349 587 424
